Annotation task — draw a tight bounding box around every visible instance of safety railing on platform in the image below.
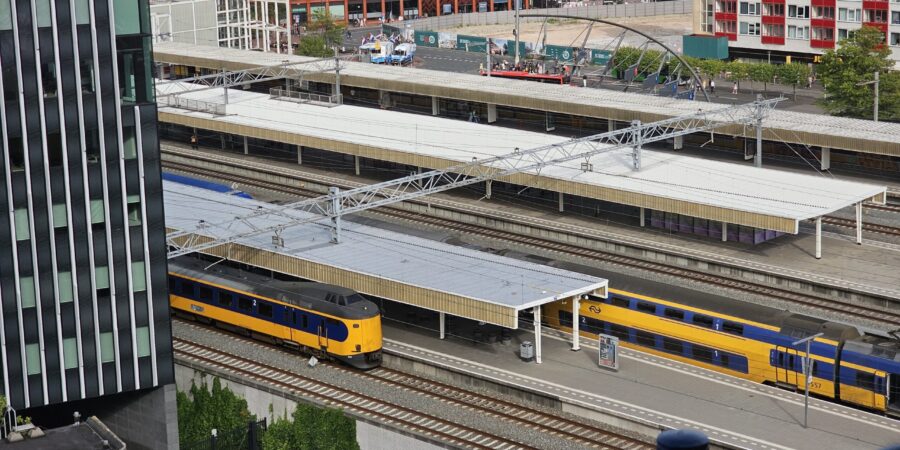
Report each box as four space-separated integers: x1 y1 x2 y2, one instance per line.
269 88 342 107
158 95 227 115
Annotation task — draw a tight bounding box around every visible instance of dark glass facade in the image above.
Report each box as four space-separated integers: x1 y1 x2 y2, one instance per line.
0 0 172 410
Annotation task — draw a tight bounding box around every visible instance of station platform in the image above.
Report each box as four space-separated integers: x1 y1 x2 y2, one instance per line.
381 318 900 450
161 144 900 306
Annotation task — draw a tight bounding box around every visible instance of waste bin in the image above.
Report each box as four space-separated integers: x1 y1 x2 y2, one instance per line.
520 341 534 361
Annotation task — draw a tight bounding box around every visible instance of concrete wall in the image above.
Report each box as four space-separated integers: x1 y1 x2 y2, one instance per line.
94 384 180 450
403 0 689 30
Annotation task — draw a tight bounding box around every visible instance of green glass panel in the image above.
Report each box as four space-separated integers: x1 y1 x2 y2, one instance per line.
58 271 74 303
136 327 151 357
74 0 90 24
0 0 11 30
35 0 51 27
14 209 29 241
114 0 141 35
100 332 115 363
123 127 137 159
63 338 78 369
90 200 105 224
20 276 35 308
132 261 146 292
25 343 41 375
52 203 67 228
95 266 110 289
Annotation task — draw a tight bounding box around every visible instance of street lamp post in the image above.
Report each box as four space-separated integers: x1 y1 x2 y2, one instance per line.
856 71 879 122
792 332 824 429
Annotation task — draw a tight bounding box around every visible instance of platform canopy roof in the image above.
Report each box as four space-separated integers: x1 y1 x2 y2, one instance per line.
154 41 900 157
158 82 887 234
165 182 608 328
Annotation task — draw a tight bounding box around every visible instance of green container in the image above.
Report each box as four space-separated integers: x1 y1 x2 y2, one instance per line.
682 34 729 60
457 35 487 52
590 49 611 66
544 44 575 62
414 30 439 47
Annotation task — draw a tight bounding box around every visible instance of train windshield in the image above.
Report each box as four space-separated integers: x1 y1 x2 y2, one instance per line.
344 294 367 305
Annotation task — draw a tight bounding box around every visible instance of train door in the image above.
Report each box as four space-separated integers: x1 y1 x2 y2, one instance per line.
887 373 900 414
773 346 799 388
317 320 329 351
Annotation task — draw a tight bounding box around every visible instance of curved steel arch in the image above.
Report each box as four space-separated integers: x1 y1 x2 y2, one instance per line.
519 14 711 102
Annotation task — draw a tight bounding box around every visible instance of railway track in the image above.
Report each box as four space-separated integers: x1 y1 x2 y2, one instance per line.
822 216 900 237
172 336 533 450
173 327 651 449
161 156 900 328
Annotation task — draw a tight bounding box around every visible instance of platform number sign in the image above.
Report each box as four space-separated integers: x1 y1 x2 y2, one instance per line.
598 334 619 371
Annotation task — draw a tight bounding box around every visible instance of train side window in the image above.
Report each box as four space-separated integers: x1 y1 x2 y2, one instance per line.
219 293 234 308
608 323 629 341
636 301 656 314
179 280 194 298
302 314 308 329
197 286 212 301
857 371 876 390
610 296 630 308
691 314 714 328
722 321 744 336
664 308 684 321
258 302 273 318
635 329 655 347
238 297 253 311
693 345 714 364
558 310 573 327
662 337 683 355
719 353 730 367
584 316 604 334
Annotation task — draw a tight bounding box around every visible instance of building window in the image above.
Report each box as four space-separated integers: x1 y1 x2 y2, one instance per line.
95 266 110 290
132 261 146 292
52 203 67 228
136 326 151 357
0 0 11 30
764 24 785 37
14 208 29 241
127 195 141 226
123 127 137 159
813 27 834 41
25 343 41 375
20 276 35 308
100 332 115 363
80 59 95 93
114 0 142 35
35 0 50 27
891 32 900 46
740 22 760 35
892 11 900 24
41 63 57 97
788 25 810 39
763 3 783 16
739 2 759 15
838 28 848 41
90 199 105 225
63 337 78 369
813 6 834 19
58 271 74 303
866 9 887 23
788 5 809 18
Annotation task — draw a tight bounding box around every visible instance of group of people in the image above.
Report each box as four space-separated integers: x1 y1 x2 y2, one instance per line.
360 32 407 46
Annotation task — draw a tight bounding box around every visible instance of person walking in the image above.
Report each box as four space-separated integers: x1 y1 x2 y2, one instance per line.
731 82 738 95
709 79 715 94
190 133 198 150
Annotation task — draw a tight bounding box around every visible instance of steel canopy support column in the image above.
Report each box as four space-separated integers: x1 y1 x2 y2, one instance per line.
297 145 302 165
856 202 862 245
821 147 831 171
607 118 615 131
487 103 497 123
815 216 822 259
439 312 445 339
571 297 580 351
673 135 683 150
639 207 645 227
722 222 727 242
243 136 248 155
355 155 361 175
558 192 564 212
533 306 542 364
329 187 342 243
754 94 763 168
485 180 492 199
431 96 439 115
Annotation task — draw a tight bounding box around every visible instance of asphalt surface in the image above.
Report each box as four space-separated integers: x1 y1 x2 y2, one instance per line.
343 26 828 113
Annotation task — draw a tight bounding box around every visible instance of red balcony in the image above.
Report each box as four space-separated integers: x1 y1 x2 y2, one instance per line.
715 31 738 41
761 0 784 3
715 11 737 21
862 0 889 10
863 21 889 33
810 39 835 48
810 18 835 28
761 35 786 44
810 0 835 6
762 14 785 24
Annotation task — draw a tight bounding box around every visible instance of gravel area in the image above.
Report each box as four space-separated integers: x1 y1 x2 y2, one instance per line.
173 319 630 449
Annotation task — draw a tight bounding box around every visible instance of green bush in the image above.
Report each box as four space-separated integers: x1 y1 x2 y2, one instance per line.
177 378 254 447
261 403 359 450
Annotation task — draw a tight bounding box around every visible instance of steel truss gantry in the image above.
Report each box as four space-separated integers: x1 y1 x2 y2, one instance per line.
166 97 782 259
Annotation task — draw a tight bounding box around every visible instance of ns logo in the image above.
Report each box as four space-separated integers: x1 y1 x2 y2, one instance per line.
588 305 601 314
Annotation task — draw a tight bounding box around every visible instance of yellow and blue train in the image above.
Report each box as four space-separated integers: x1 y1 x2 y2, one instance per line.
545 288 900 415
169 258 383 369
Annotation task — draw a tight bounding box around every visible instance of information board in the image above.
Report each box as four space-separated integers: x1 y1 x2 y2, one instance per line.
598 334 619 371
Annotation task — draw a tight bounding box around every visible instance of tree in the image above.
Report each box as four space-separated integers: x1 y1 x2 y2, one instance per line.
774 63 810 98
747 63 775 92
818 26 899 120
262 403 359 450
295 10 346 57
177 378 255 447
726 61 751 90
